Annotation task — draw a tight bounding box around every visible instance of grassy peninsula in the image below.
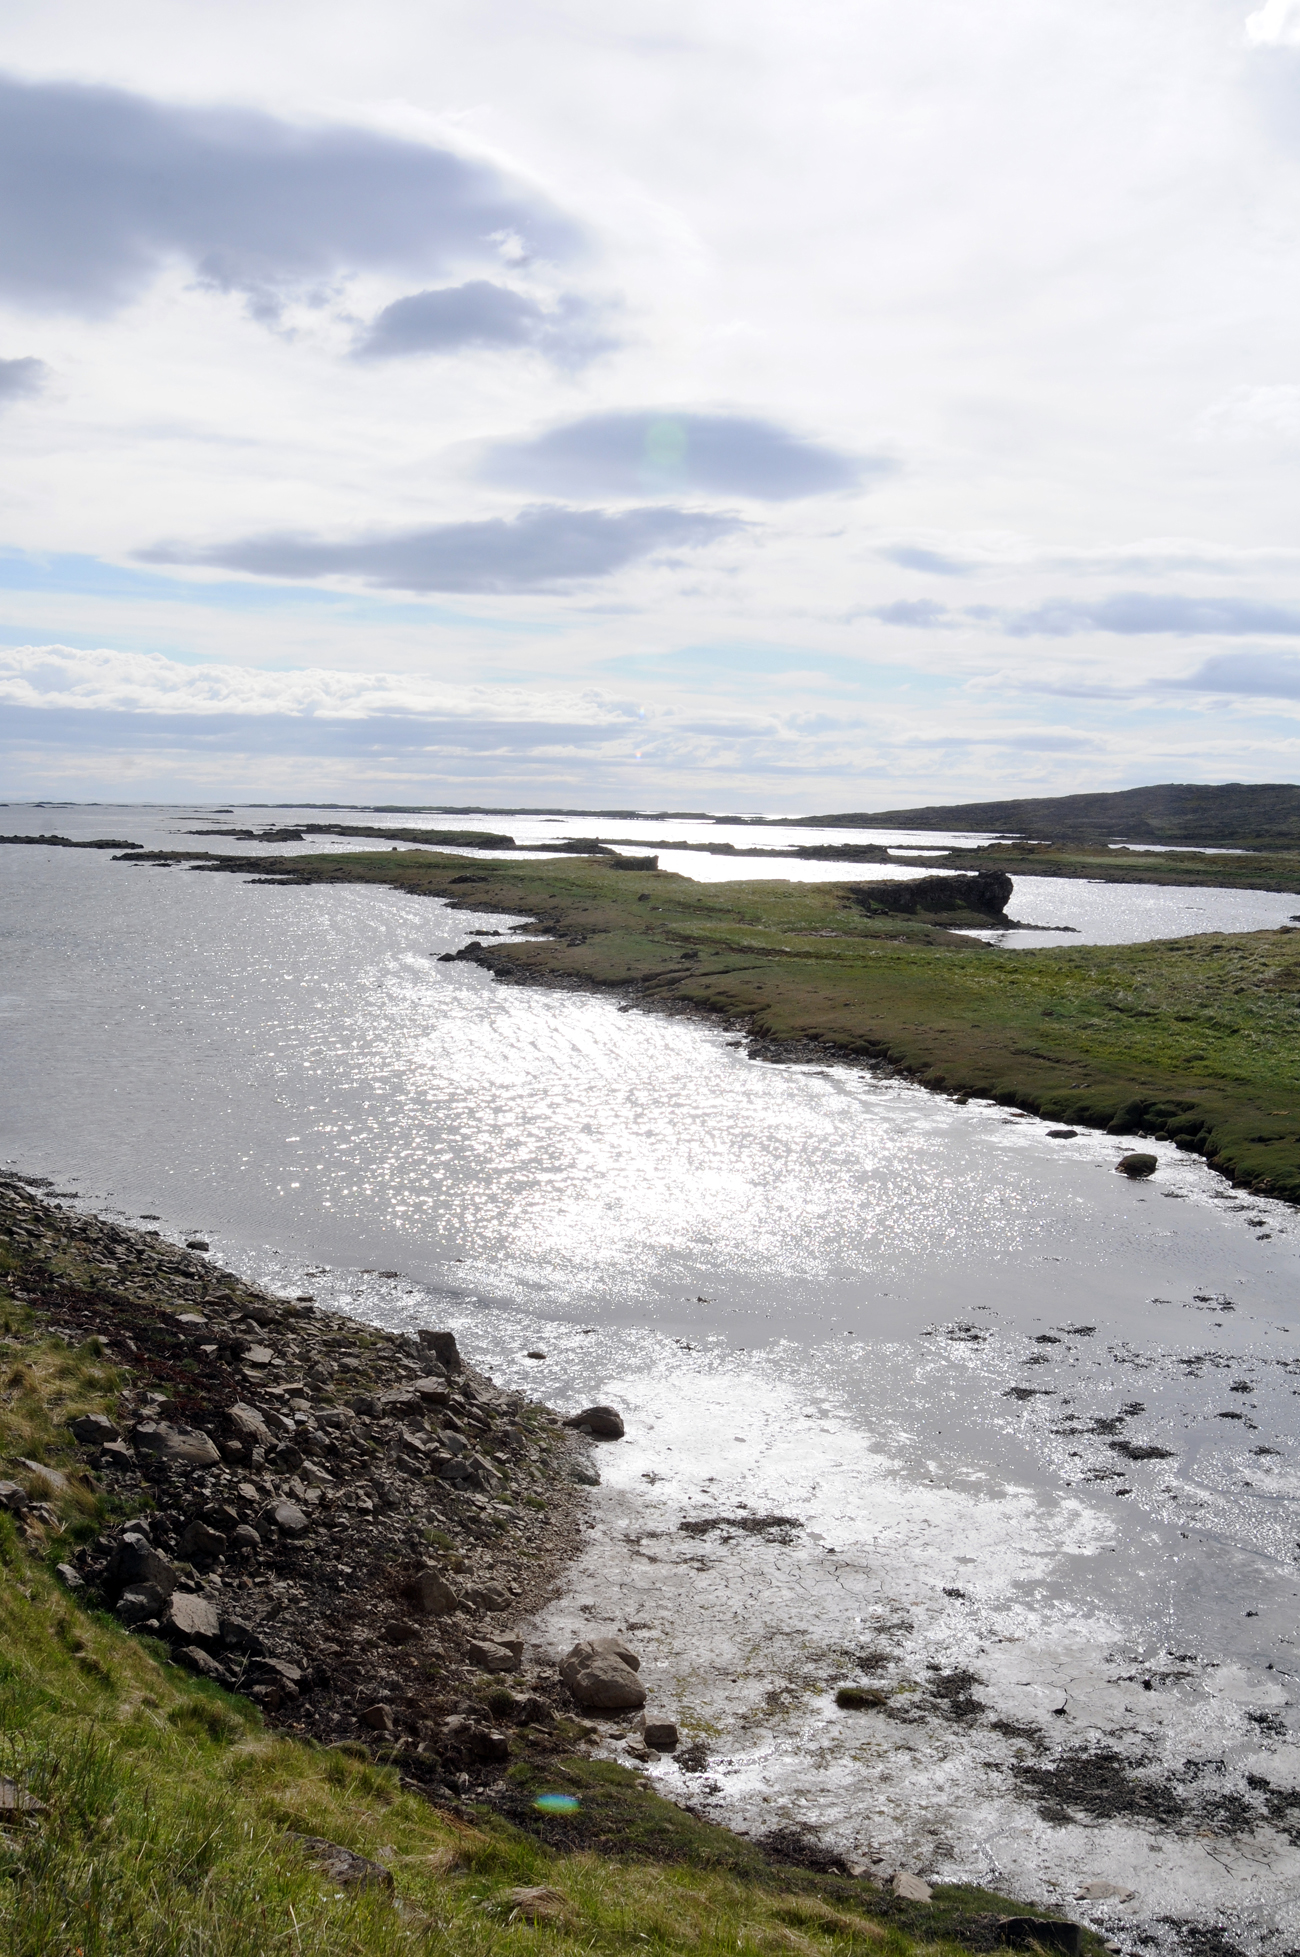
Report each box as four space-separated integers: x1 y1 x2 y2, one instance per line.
121 846 1300 1202
0 1176 1094 1955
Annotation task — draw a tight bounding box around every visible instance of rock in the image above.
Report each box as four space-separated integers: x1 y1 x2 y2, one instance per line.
0 1776 44 1816
19 1458 68 1491
117 1583 169 1626
464 1583 509 1613
996 1920 1082 1955
472 1726 511 1761
625 1736 653 1760
360 1703 394 1732
1115 1153 1158 1178
1046 1129 1078 1140
177 1644 228 1681
382 1619 420 1645
163 1591 222 1647
262 1409 296 1438
101 1439 134 1466
252 1657 302 1690
563 1405 625 1439
55 1562 84 1591
70 1412 120 1444
185 1239 209 1251
294 1834 394 1892
560 1640 646 1709
133 1422 221 1468
852 869 1014 920
231 1523 262 1550
0 1482 29 1514
273 1443 304 1472
436 1456 471 1482
466 1638 521 1673
108 1533 178 1597
401 1567 460 1616
891 1873 932 1902
218 1616 266 1655
642 1719 679 1751
225 1403 272 1449
503 1886 568 1922
179 1519 227 1559
411 1377 451 1405
417 1329 461 1372
260 1501 309 1537
835 1686 889 1710
567 1458 601 1486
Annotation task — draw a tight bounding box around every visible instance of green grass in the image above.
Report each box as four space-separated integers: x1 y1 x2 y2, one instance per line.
141 846 1300 1201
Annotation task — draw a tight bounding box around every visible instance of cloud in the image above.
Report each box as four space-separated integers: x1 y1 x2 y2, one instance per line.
878 543 971 575
0 355 46 403
0 73 582 319
866 591 1300 637
354 281 614 368
1246 0 1300 45
1005 593 1300 636
1169 651 1300 699
476 410 878 501
141 504 741 594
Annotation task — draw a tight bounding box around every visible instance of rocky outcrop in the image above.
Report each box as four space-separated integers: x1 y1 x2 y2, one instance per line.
850 869 1015 920
560 1637 647 1710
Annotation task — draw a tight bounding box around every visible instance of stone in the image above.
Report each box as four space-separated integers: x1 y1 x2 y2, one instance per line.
503 1886 567 1921
1046 1129 1078 1140
360 1702 394 1732
464 1583 509 1613
133 1422 221 1468
0 1776 44 1816
231 1523 262 1550
642 1719 679 1751
262 1409 296 1438
891 1873 932 1902
179 1519 227 1559
411 1377 451 1404
1115 1153 1158 1179
70 1412 120 1444
562 1405 625 1439
466 1638 521 1673
117 1583 168 1626
260 1501 309 1537
417 1329 461 1371
108 1533 177 1597
163 1591 222 1647
294 1834 394 1892
560 1641 646 1710
101 1439 135 1466
567 1458 601 1486
225 1403 272 1448
996 1920 1082 1955
401 1567 460 1616
19 1458 68 1491
273 1443 304 1473
836 1686 889 1710
382 1619 420 1645
177 1644 227 1681
0 1482 29 1514
55 1562 84 1591
243 1346 274 1367
219 1616 266 1655
436 1456 471 1482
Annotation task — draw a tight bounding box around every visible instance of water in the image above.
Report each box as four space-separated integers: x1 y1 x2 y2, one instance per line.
3 806 1300 1949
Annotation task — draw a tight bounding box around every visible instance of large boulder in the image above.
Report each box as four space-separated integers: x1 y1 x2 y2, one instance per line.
401 1567 460 1616
107 1532 177 1598
1115 1152 1158 1179
162 1591 221 1648
133 1422 221 1468
850 869 1013 921
560 1638 646 1709
417 1329 462 1372
70 1412 120 1445
563 1406 625 1440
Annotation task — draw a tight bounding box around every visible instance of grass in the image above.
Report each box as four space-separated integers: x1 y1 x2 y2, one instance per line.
136 845 1300 1201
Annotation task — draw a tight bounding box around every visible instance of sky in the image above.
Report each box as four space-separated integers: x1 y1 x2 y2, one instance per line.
3 0 1300 811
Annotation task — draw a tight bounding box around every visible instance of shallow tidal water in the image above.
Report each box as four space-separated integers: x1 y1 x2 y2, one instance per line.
3 806 1300 1951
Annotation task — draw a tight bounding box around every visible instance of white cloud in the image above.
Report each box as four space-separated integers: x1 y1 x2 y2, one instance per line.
1245 0 1300 46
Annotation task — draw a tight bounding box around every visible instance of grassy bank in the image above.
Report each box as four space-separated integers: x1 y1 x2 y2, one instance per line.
0 1190 1095 1955
117 846 1300 1203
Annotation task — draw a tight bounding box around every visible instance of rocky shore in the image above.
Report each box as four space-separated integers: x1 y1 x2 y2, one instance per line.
0 1170 675 1804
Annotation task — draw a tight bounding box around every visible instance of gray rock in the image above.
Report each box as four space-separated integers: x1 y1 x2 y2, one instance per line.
464 1583 509 1613
55 1562 84 1591
133 1422 221 1468
117 1583 168 1625
225 1403 272 1448
179 1519 227 1559
263 1409 296 1439
563 1405 625 1439
218 1616 266 1655
231 1523 262 1550
1115 1153 1158 1179
642 1719 678 1751
401 1567 460 1616
163 1591 222 1647
176 1645 228 1681
19 1458 68 1491
260 1501 309 1537
70 1412 120 1444
417 1329 461 1372
101 1439 135 1467
436 1456 471 1482
567 1458 601 1486
360 1702 394 1731
412 1377 451 1405
0 1482 29 1514
560 1639 646 1709
465 1637 522 1673
108 1533 178 1597
891 1873 932 1902
382 1619 420 1645
294 1834 394 1891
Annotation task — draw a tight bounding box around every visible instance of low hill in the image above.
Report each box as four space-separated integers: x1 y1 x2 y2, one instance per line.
781 782 1300 845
